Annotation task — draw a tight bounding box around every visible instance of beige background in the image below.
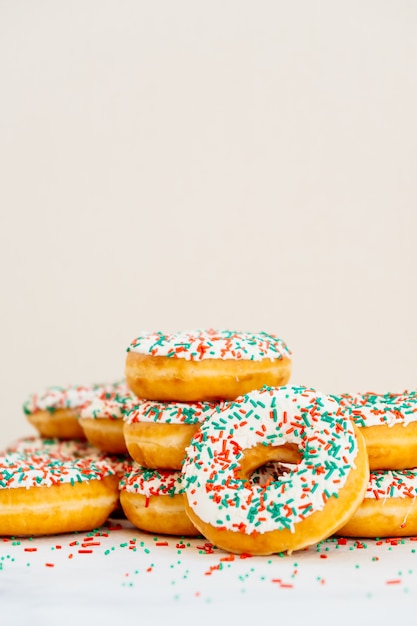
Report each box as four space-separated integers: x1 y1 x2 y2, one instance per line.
1 1 416 450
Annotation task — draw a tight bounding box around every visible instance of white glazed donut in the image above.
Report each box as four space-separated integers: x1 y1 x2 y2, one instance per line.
119 465 199 536
23 382 120 440
331 391 417 470
0 446 120 536
125 330 292 401
79 383 138 454
338 469 417 538
182 385 369 555
124 399 221 469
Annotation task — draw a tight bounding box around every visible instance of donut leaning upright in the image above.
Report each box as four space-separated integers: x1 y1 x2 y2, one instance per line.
182 385 369 555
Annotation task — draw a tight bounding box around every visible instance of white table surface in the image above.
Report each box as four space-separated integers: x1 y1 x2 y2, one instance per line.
1 516 416 626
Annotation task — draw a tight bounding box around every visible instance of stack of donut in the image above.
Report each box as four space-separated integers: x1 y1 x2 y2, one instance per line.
330 391 417 538
3 381 136 536
3 327 416 554
120 330 293 538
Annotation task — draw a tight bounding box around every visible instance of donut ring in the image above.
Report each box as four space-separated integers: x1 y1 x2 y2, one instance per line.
0 446 120 536
125 330 292 402
331 391 417 470
23 383 119 440
119 465 199 537
182 386 369 555
124 399 220 469
338 469 417 538
79 384 138 454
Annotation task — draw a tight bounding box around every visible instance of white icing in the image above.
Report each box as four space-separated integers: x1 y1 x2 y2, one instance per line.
120 465 184 496
0 451 117 490
331 391 417 428
127 330 291 362
23 381 123 414
125 399 220 425
80 387 138 420
366 470 417 499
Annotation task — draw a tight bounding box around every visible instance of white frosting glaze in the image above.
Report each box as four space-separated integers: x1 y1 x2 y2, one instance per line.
23 381 123 415
80 385 138 420
366 470 417 499
182 386 359 535
331 391 417 428
120 465 184 496
125 399 220 425
5 437 101 458
4 437 132 479
127 330 291 362
0 450 118 490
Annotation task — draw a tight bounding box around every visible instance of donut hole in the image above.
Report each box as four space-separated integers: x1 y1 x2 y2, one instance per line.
249 461 294 487
236 442 301 484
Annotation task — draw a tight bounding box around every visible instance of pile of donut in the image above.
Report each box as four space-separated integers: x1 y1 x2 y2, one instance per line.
2 329 417 555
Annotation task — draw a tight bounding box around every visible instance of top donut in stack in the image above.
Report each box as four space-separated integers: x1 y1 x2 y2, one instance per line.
125 329 292 402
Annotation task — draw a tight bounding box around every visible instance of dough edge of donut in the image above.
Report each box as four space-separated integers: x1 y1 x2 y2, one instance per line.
125 352 292 401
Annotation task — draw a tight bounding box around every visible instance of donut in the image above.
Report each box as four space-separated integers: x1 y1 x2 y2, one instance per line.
119 465 199 536
79 383 138 454
331 391 417 470
337 469 417 538
124 399 221 469
125 330 292 402
0 446 120 536
23 382 120 440
181 385 369 555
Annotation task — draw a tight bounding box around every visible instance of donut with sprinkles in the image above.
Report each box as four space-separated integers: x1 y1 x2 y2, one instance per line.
338 468 417 538
124 399 221 469
182 385 369 555
331 391 417 470
79 382 138 454
119 465 199 536
125 330 292 401
23 381 121 440
0 446 120 536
